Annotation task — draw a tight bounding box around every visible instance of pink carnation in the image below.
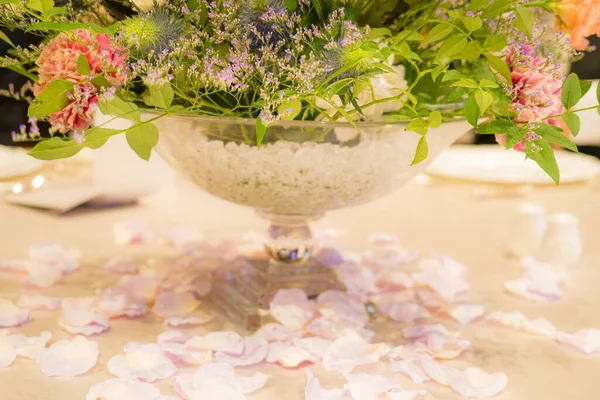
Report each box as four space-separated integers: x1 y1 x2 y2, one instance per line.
34 29 127 133
495 45 566 152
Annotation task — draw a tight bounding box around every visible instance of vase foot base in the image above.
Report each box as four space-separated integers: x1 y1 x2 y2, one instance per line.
207 257 344 331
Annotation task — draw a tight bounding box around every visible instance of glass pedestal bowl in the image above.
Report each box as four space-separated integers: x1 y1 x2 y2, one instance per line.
154 115 472 330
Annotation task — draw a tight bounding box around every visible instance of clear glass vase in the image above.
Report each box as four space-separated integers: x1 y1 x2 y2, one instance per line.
154 114 472 329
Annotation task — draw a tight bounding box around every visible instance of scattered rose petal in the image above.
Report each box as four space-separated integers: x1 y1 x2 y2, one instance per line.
317 290 369 326
254 323 301 342
161 339 213 366
322 336 389 373
61 296 98 310
446 367 508 398
504 278 563 302
556 329 600 354
153 292 199 318
114 220 153 245
24 261 62 288
37 336 98 377
18 294 61 310
415 290 445 312
381 302 430 323
0 333 16 368
486 311 556 336
391 360 431 384
59 309 110 336
267 341 319 367
8 330 51 359
215 337 268 367
0 299 31 327
420 254 467 276
108 275 158 301
343 373 425 399
29 243 80 274
305 369 349 400
97 293 147 318
412 333 470 360
102 255 139 274
165 311 213 327
160 227 202 248
450 304 486 325
403 324 457 340
418 359 453 385
0 259 27 273
238 372 271 394
108 342 177 382
86 378 164 400
157 330 193 345
335 263 381 296
306 316 375 342
270 289 318 331
412 272 469 301
185 331 244 354
377 271 415 291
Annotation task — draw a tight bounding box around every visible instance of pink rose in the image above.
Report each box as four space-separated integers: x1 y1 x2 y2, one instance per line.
48 84 98 134
553 0 600 51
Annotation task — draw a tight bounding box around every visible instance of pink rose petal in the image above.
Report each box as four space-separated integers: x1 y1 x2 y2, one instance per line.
446 367 508 398
420 254 467 276
377 271 415 291
162 341 213 366
293 337 333 359
0 299 31 327
317 290 369 326
61 296 98 310
152 292 199 318
486 311 556 336
450 304 486 325
305 369 349 400
102 255 139 274
160 227 202 248
37 336 98 377
108 275 158 301
0 333 17 368
415 290 445 312
419 359 453 385
254 323 302 342
59 308 110 336
238 371 271 394
412 272 469 301
29 243 80 274
113 220 153 245
86 378 164 400
185 331 245 354
270 288 318 331
108 342 177 382
158 330 193 345
335 263 381 296
18 294 61 310
556 329 600 354
412 333 470 360
8 330 52 359
267 341 319 367
24 261 62 288
0 259 28 273
403 324 458 340
97 293 147 318
215 336 268 367
387 392 429 400
322 336 389 373
306 316 375 342
381 302 430 323
391 360 431 384
164 311 213 327
343 373 426 399
504 278 563 302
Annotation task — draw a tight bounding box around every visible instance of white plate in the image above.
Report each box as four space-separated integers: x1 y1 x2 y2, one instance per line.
426 145 600 184
0 146 45 180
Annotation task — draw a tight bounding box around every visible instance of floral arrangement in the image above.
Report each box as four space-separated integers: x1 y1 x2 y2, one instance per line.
0 0 599 183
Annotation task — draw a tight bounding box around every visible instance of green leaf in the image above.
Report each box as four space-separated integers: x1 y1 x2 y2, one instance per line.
0 30 14 47
463 16 483 32
448 87 469 102
28 137 82 160
91 74 111 88
597 80 600 104
187 0 199 11
284 0 297 11
580 80 592 97
451 79 479 89
526 140 560 185
482 0 511 18
486 54 511 84
256 116 267 148
312 0 324 19
441 70 464 82
482 34 507 52
534 123 578 152
278 100 302 120
476 119 517 134
411 136 429 166
126 123 159 161
84 127 121 149
428 111 442 129
26 0 54 14
460 42 481 61
434 34 468 64
464 94 480 126
26 21 88 32
431 65 447 82
479 79 499 89
562 73 582 109
469 0 489 10
514 6 535 38
474 90 494 114
77 55 90 76
562 112 581 136
28 79 74 119
421 23 454 47
146 83 174 109
406 118 428 135
505 127 527 149
99 97 141 121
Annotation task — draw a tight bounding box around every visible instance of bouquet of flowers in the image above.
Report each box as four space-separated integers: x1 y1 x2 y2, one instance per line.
0 0 599 183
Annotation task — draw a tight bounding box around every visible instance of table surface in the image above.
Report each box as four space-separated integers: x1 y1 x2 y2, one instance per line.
1 169 600 400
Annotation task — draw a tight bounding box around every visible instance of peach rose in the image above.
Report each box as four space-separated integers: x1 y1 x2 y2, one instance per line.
554 0 600 51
